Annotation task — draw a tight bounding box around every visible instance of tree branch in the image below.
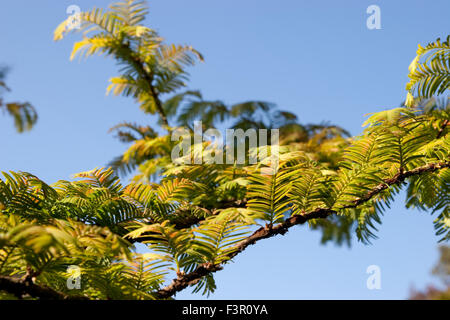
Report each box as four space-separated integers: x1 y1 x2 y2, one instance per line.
154 160 450 299
121 43 170 129
436 119 449 139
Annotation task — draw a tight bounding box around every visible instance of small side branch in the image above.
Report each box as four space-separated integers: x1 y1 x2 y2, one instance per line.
436 119 449 139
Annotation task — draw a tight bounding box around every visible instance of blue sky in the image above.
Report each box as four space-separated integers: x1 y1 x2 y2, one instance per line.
0 0 449 299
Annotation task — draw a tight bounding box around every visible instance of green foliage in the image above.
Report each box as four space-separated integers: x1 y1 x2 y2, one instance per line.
54 0 202 124
0 1 448 299
406 36 450 106
0 67 37 133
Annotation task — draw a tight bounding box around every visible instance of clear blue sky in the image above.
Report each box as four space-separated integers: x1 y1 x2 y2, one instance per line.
0 0 449 299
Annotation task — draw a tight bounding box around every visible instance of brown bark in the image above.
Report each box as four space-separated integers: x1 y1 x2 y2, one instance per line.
436 119 449 139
